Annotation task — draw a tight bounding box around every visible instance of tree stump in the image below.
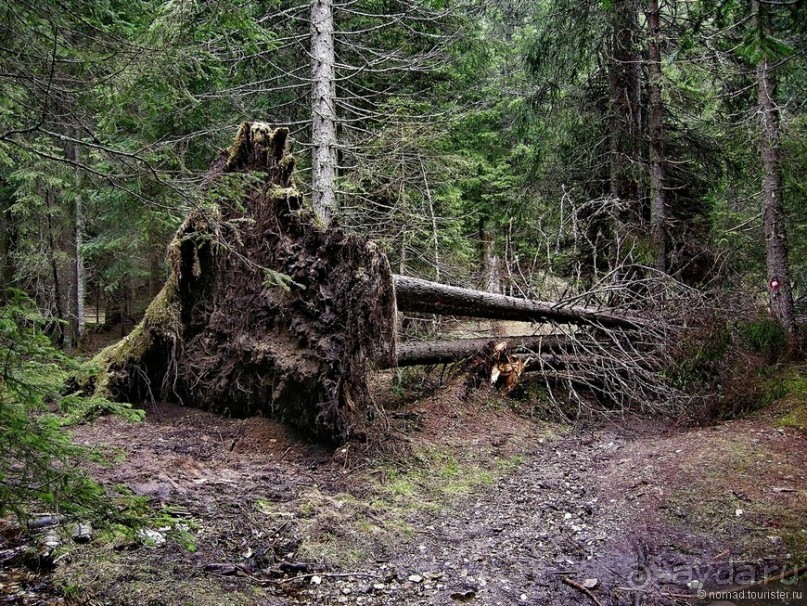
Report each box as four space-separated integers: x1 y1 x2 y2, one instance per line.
87 122 397 442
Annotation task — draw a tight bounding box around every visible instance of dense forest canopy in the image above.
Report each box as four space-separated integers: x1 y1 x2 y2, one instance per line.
1 0 805 344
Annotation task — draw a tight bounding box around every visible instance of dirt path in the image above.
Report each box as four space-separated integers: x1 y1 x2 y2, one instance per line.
2 380 805 606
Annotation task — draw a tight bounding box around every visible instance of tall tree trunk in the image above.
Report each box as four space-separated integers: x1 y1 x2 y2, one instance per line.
754 0 796 334
45 191 65 347
481 230 501 296
481 228 502 335
607 0 643 224
71 129 85 342
0 184 16 297
646 0 668 273
310 0 337 225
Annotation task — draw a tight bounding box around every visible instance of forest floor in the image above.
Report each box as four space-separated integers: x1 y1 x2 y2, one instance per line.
1 369 806 606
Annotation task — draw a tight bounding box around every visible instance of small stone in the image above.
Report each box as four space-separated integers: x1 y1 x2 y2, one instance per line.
372 583 385 591
311 575 322 585
408 574 423 583
688 580 702 590
137 528 166 546
43 531 61 548
72 523 92 544
203 563 238 575
520 594 528 601
582 578 598 589
342 587 352 595
768 535 783 545
564 513 572 520
450 590 476 602
735 508 743 517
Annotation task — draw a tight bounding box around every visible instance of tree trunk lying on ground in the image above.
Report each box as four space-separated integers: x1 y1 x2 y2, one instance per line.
393 275 650 330
84 122 396 442
393 335 573 367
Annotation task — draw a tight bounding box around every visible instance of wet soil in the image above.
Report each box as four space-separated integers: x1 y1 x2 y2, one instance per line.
1 376 805 606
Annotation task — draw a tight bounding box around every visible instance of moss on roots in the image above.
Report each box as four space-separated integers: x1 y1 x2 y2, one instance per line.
80 123 396 443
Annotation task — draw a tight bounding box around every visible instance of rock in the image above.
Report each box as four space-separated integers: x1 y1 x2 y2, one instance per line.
42 530 61 549
27 515 65 529
311 575 322 585
137 528 166 546
450 589 476 602
408 574 423 583
767 535 783 545
582 578 598 589
71 523 92 544
204 563 238 575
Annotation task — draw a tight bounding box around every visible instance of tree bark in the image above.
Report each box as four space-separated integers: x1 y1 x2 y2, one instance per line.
393 275 649 329
310 0 337 225
607 0 643 224
70 128 85 342
481 228 502 334
481 230 501 295
0 183 15 296
45 191 65 346
754 0 796 334
394 335 572 367
646 0 668 273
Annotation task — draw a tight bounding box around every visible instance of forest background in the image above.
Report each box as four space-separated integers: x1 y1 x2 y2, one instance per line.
0 0 806 516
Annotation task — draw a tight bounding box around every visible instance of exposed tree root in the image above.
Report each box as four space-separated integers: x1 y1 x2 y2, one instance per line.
83 122 397 442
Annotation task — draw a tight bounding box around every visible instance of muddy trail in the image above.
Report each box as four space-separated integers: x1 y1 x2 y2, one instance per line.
1 375 805 606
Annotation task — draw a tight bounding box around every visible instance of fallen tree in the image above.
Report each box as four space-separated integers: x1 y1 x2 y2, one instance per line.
393 335 573 367
393 275 650 330
83 122 397 442
79 122 702 442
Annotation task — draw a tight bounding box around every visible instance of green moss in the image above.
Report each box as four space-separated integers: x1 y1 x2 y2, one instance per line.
279 154 295 171
284 446 527 568
777 406 807 430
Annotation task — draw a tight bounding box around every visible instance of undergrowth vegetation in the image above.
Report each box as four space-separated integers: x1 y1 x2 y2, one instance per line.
0 290 143 521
